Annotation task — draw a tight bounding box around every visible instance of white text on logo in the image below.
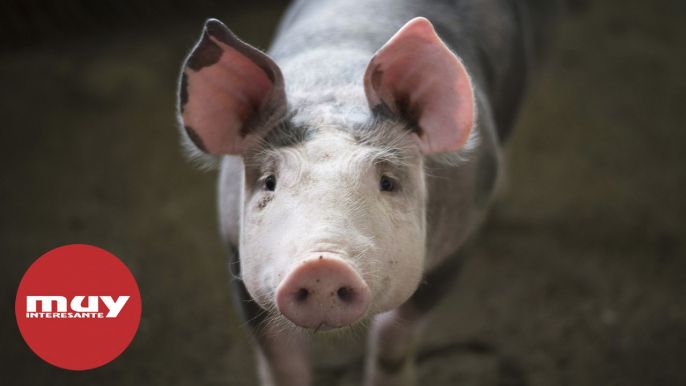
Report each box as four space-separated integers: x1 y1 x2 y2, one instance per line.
26 296 130 318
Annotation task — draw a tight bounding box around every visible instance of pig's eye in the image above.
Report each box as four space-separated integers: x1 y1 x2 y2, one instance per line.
380 175 396 192
264 175 277 191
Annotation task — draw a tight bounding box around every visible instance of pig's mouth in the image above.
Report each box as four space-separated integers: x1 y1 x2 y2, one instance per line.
306 311 373 334
274 253 372 331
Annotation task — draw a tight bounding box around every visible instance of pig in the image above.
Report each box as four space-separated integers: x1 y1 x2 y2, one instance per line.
177 0 560 384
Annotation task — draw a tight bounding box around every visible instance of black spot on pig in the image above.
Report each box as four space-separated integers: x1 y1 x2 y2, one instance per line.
262 121 317 148
179 73 188 112
186 30 223 71
257 194 273 210
205 19 277 84
410 246 467 313
184 126 208 153
371 101 394 119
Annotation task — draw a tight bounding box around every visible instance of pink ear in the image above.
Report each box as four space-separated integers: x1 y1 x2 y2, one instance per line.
363 17 474 155
179 19 286 155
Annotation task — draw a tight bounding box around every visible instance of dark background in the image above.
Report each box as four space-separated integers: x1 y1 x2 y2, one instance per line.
1 0 685 385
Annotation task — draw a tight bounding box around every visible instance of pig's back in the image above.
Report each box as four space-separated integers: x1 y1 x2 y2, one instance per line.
270 0 561 142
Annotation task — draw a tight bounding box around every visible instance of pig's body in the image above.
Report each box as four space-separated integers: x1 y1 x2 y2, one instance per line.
180 0 560 384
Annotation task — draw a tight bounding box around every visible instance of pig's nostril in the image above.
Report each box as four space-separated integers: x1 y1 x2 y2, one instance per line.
337 287 352 302
295 288 309 301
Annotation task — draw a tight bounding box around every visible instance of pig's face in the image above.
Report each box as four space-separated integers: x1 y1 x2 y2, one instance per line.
179 18 475 331
239 115 427 329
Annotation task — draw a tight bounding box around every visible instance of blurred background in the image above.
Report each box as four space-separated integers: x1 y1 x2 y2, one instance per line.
1 0 684 385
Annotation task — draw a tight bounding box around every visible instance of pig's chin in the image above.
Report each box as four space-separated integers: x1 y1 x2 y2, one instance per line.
274 309 373 336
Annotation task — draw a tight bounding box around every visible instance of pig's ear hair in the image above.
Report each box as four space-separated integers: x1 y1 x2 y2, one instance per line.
178 19 287 156
363 17 475 155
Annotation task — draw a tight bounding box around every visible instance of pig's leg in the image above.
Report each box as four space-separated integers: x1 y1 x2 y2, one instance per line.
365 249 466 386
364 302 426 386
230 250 311 386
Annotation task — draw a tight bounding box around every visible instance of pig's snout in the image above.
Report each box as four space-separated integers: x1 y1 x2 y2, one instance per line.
276 255 370 331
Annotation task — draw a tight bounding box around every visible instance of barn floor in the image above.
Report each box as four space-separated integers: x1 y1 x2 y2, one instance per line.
2 0 685 385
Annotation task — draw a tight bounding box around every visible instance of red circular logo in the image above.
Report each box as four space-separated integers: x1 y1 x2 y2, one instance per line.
15 244 142 370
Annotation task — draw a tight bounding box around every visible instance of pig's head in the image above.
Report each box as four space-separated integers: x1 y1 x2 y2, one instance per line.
178 18 474 331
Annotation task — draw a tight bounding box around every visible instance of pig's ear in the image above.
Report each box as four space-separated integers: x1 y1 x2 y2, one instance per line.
178 19 286 155
363 17 474 155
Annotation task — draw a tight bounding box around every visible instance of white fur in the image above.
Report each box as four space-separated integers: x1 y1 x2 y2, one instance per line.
239 127 427 323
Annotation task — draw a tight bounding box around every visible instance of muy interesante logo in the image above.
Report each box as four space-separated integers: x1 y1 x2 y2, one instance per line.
25 295 129 318
16 244 142 370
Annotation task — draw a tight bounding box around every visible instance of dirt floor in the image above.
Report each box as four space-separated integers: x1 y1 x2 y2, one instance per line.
1 0 685 385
